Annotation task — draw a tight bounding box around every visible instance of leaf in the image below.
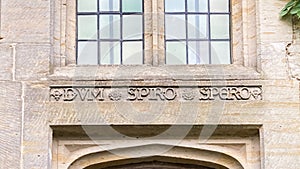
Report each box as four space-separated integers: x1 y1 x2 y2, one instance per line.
286 0 298 7
290 7 299 14
297 10 300 18
280 0 300 19
280 6 293 17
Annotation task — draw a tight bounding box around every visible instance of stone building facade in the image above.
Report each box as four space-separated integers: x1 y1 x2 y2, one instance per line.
0 0 300 168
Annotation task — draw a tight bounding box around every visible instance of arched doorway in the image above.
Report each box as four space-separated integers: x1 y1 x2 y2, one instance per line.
52 125 261 169
68 145 243 169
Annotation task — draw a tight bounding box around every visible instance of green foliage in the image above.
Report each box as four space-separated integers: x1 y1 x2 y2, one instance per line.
280 0 300 19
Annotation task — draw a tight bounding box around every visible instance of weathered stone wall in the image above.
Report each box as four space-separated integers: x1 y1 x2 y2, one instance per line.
0 0 300 169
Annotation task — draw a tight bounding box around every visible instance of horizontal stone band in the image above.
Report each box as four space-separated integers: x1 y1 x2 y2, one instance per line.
49 86 262 102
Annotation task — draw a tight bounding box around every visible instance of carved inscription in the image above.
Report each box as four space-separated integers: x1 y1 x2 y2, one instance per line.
199 87 262 100
50 86 262 102
128 88 177 101
50 88 105 102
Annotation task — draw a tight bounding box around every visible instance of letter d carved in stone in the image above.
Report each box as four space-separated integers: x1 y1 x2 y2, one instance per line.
63 88 78 101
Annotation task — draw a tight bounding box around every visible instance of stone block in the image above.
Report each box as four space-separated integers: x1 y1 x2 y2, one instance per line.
263 80 299 102
0 44 12 80
263 123 300 169
0 82 22 169
258 0 293 43
15 44 50 81
0 0 51 43
22 82 50 169
260 43 290 80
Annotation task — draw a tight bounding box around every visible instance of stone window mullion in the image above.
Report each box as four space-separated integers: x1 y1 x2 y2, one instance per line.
143 0 153 65
157 0 166 65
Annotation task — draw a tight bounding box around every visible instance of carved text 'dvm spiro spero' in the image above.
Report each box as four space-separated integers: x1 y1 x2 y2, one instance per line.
49 86 262 102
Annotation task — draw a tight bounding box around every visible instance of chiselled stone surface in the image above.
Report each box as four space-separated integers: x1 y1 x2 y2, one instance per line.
0 82 22 169
260 42 290 80
0 44 12 80
0 0 51 43
258 0 293 43
15 44 50 81
22 82 50 169
263 123 300 169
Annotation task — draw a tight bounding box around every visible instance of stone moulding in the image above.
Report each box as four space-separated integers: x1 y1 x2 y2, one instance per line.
49 85 263 102
52 125 261 169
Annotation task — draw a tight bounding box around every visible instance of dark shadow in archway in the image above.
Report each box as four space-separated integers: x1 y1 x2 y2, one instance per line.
92 161 214 169
84 157 228 169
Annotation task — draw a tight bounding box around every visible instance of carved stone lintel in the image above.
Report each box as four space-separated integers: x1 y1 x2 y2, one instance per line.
49 86 262 102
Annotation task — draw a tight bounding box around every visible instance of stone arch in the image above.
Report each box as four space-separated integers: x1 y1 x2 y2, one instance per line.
85 157 227 169
67 144 245 169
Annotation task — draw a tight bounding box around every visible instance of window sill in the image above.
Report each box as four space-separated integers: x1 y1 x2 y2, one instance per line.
49 65 261 81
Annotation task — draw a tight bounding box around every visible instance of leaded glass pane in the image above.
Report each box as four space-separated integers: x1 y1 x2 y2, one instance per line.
210 15 230 39
165 15 186 39
187 0 208 12
165 0 185 12
188 15 208 39
100 42 121 64
188 41 209 64
211 41 231 64
78 0 97 12
100 15 120 39
123 15 143 40
99 0 119 12
123 42 143 64
122 0 143 12
210 0 229 12
78 15 97 40
78 42 98 65
166 42 187 65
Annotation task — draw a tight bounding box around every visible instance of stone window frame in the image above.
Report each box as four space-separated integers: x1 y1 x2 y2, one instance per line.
51 0 260 80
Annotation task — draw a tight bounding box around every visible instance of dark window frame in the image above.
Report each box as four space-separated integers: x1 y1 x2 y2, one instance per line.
164 0 232 65
76 0 145 65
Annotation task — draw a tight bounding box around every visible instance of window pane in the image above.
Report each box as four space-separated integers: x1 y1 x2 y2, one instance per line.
123 15 143 40
78 0 97 12
100 0 119 12
100 15 120 39
78 15 97 40
211 41 230 64
77 42 98 65
122 0 142 12
123 42 143 64
188 15 208 39
210 0 229 12
165 15 186 39
188 41 209 64
165 0 185 12
100 42 121 64
210 15 230 39
166 42 186 65
187 0 208 12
